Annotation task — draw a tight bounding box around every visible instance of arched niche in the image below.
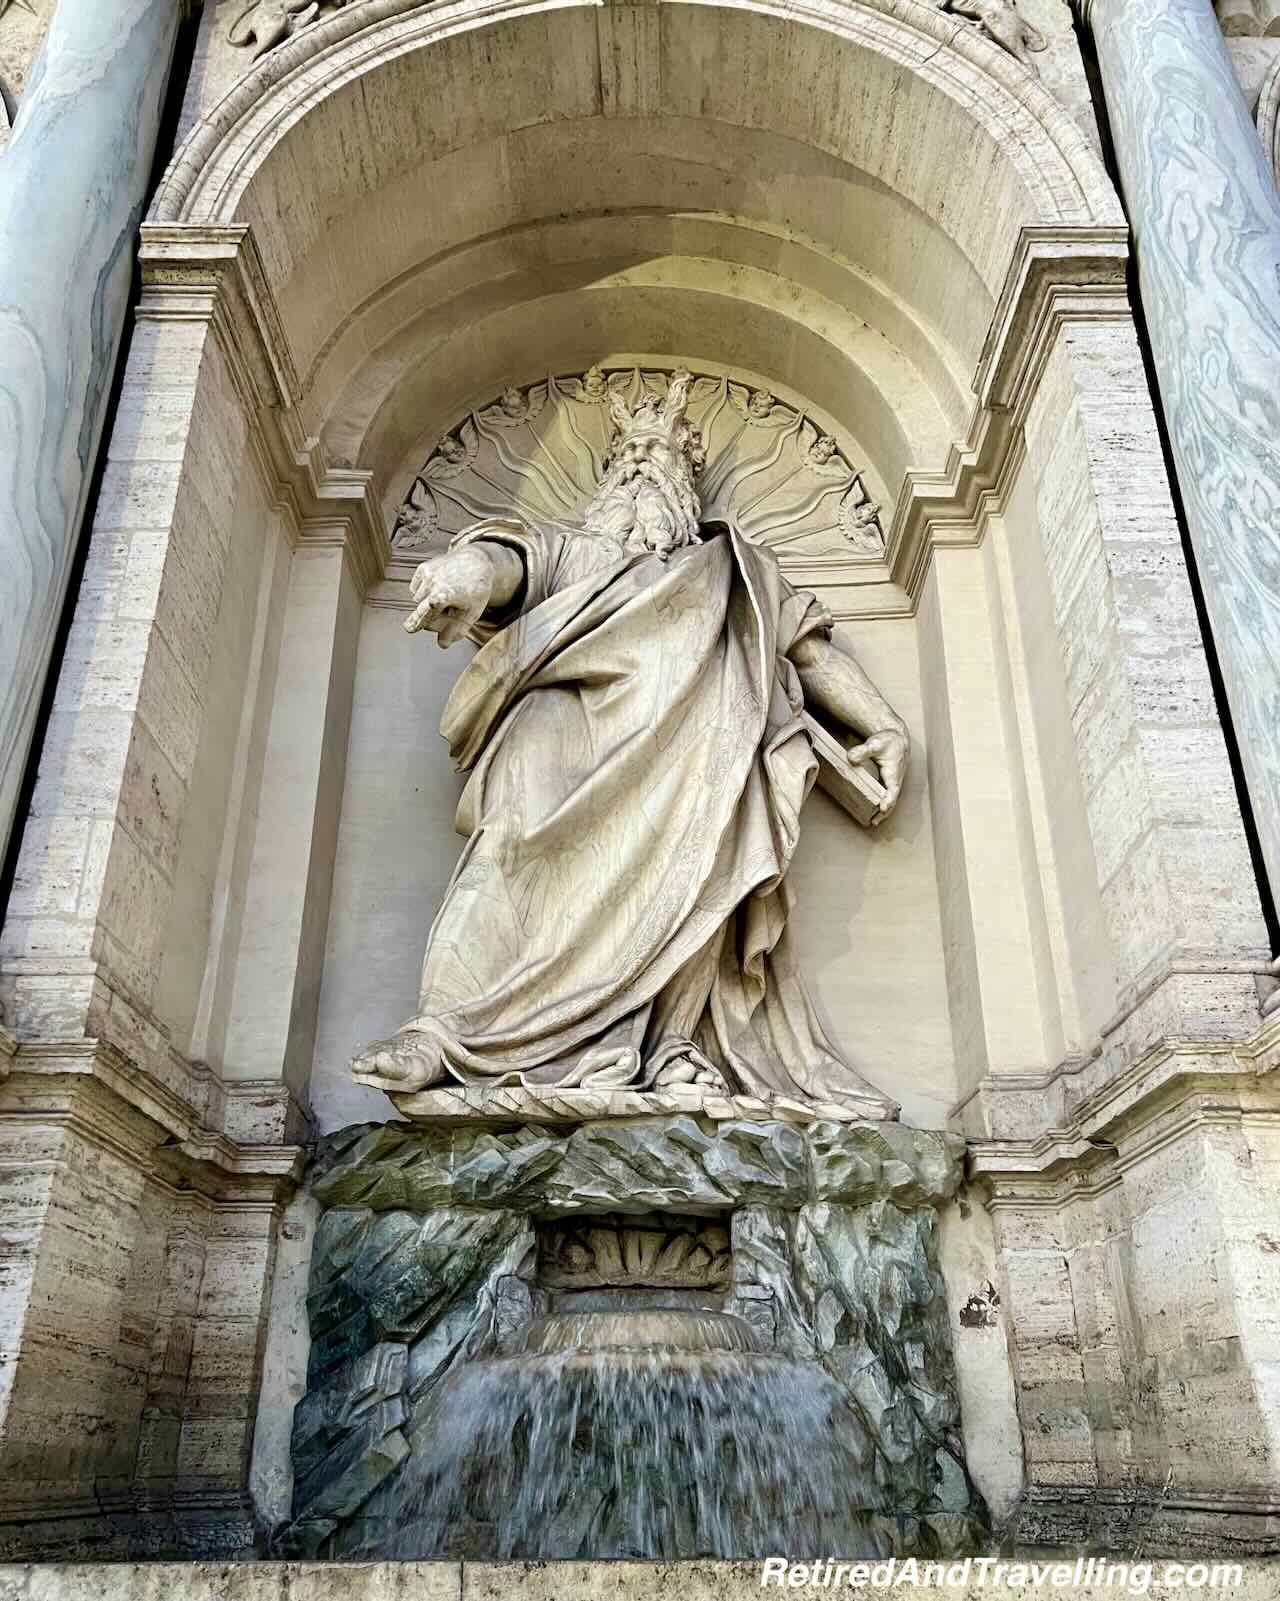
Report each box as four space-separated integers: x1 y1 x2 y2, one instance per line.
127 0 1131 1140
155 0 1120 518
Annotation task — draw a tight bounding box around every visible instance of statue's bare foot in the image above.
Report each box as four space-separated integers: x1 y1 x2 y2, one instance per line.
650 1052 730 1093
351 1033 445 1092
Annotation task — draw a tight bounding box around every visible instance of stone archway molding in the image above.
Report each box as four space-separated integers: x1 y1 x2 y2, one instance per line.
139 0 1132 620
152 0 1120 232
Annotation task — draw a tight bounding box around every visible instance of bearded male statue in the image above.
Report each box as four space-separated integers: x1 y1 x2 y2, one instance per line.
353 372 911 1121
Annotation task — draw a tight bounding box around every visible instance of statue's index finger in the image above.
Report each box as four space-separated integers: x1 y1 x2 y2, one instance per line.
404 595 442 634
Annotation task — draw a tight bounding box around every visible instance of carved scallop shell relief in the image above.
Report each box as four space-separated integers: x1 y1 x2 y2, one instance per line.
391 366 887 564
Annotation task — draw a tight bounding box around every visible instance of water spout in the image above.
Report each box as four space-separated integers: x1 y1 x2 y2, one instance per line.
379 1307 894 1560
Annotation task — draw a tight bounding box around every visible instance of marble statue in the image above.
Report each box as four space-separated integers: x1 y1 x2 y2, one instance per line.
353 371 910 1120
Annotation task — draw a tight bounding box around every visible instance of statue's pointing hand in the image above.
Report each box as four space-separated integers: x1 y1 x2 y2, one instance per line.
404 548 494 646
848 728 909 827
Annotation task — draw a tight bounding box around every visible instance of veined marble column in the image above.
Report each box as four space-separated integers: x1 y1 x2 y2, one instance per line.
1077 0 1280 915
0 0 180 869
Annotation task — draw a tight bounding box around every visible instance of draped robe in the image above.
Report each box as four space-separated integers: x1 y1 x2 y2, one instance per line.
355 518 895 1118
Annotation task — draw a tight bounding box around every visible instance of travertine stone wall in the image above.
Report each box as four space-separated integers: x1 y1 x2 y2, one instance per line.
0 226 315 1555
979 1080 1280 1551
0 1065 300 1559
965 318 1273 1137
1 309 246 1090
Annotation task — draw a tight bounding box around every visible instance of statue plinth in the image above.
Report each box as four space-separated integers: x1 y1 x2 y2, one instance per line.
384 1079 898 1127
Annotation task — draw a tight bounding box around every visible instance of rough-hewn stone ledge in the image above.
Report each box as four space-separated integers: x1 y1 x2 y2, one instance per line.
309 1116 966 1216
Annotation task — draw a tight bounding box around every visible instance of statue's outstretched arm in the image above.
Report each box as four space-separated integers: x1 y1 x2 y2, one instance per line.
404 540 526 646
792 633 910 824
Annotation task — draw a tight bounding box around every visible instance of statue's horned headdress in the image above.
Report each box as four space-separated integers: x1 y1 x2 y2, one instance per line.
605 370 706 479
582 367 706 553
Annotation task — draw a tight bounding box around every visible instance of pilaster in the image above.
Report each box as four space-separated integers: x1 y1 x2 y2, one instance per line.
1076 0 1280 915
0 0 182 868
950 229 1272 1140
216 540 362 1105
918 536 1065 1097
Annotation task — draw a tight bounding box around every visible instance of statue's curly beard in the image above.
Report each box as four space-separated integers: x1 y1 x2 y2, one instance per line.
581 457 702 558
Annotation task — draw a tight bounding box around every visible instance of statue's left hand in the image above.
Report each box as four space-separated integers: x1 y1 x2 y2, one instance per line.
848 728 909 827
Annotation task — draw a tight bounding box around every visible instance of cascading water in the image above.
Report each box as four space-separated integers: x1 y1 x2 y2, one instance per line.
381 1307 896 1560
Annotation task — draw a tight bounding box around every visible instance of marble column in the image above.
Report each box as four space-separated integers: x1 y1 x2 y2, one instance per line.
0 0 180 871
1077 0 1280 918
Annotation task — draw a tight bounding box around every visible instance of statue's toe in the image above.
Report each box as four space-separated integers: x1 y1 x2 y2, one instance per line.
652 1058 698 1087
649 1050 731 1093
351 1034 443 1091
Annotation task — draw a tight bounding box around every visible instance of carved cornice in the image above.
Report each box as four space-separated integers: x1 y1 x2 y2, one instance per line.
140 222 299 408
973 225 1132 411
1 1038 308 1197
135 223 1141 616
138 222 387 595
886 225 1132 601
8 1034 213 1143
968 1010 1280 1197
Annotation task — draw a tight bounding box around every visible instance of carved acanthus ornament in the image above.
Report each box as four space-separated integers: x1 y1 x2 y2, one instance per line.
937 0 1047 69
539 1215 732 1291
393 366 886 564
